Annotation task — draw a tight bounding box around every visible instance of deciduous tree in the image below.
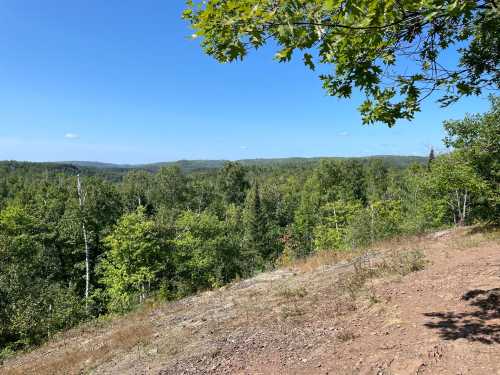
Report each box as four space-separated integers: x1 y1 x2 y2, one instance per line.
185 0 499 125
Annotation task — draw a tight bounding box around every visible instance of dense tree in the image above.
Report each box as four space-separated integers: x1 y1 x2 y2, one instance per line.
0 102 497 354
217 162 249 205
426 153 489 225
293 176 322 254
313 159 367 203
0 204 83 349
100 207 165 313
313 200 363 251
151 166 189 211
444 95 499 221
172 210 240 294
185 0 499 125
348 199 403 246
366 159 389 201
188 174 218 213
242 182 267 270
121 170 154 211
76 177 123 306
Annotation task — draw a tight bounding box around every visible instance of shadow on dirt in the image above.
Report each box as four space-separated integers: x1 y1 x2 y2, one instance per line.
424 288 500 344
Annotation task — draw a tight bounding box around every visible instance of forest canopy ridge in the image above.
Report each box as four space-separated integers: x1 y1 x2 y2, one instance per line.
0 155 428 176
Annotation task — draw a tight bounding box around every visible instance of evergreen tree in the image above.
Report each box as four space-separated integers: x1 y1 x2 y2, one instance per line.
243 182 266 272
427 147 436 171
0 98 497 352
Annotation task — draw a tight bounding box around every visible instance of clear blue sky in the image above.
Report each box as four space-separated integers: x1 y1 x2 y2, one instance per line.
0 1 491 164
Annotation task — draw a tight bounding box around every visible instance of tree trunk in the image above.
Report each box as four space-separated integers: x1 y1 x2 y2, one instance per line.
455 190 462 226
370 204 375 244
462 189 468 226
333 205 339 233
77 175 91 309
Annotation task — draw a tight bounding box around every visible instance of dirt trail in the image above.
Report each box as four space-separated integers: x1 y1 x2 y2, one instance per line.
2 227 499 375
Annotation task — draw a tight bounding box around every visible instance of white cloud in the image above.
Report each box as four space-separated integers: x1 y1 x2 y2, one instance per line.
240 145 248 150
338 131 349 137
64 133 80 140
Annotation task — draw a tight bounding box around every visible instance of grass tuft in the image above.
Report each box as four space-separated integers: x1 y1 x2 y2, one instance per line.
338 249 427 301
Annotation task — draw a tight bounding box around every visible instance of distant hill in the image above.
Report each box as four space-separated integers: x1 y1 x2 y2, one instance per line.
62 161 134 169
63 155 427 173
0 156 427 182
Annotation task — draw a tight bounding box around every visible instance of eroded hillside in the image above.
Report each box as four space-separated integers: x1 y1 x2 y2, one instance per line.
2 227 499 375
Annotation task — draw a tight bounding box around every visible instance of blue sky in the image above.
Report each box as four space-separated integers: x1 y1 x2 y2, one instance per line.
0 1 491 164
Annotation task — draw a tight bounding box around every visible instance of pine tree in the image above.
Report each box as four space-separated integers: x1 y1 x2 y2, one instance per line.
242 182 266 272
428 147 436 171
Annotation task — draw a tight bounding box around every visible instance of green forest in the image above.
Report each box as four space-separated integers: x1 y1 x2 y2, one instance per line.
0 98 498 357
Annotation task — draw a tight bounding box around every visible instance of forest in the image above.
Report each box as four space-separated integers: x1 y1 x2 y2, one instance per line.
0 97 498 357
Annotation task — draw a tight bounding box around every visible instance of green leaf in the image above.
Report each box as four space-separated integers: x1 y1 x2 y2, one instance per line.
303 53 315 70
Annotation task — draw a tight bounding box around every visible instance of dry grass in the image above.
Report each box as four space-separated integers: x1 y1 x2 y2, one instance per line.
274 285 309 321
4 314 154 375
275 285 308 300
381 249 427 276
337 249 427 301
3 244 426 375
285 230 432 275
280 304 306 319
450 229 499 250
290 249 359 273
4 226 496 375
336 328 357 342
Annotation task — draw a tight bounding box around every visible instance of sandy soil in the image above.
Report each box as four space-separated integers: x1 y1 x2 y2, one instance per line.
2 227 499 375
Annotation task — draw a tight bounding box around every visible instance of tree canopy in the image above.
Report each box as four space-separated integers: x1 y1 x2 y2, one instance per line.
184 0 499 126
0 101 498 355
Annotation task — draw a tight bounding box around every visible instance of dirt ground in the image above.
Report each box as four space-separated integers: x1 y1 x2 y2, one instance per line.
2 226 499 375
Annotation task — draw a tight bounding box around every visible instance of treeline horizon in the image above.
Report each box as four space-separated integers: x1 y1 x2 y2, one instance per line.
0 97 498 358
0 154 428 178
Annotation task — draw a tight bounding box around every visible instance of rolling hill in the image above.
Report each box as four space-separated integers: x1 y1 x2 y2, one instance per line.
63 155 427 173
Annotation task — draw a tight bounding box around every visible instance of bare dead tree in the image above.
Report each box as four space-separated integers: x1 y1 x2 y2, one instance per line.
77 174 90 309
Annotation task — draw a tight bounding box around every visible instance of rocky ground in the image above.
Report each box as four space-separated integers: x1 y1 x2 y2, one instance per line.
2 226 499 375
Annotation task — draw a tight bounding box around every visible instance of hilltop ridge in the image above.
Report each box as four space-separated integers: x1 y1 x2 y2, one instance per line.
1 155 427 175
